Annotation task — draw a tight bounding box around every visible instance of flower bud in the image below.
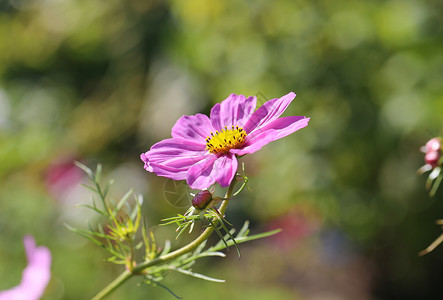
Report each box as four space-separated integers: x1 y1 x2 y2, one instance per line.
424 137 442 168
192 190 213 210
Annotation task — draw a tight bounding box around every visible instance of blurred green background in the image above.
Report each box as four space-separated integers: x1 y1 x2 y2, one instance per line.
1 0 443 299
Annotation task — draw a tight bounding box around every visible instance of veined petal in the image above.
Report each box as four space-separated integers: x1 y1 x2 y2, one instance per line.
171 113 213 143
141 138 207 179
186 153 238 189
210 94 257 131
249 115 310 140
140 153 153 172
149 159 202 180
213 153 238 187
186 155 218 189
145 138 206 157
231 116 310 156
244 92 296 133
147 153 207 180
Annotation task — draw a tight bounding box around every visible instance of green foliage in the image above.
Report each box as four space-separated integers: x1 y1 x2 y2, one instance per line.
67 163 280 298
161 164 251 257
143 221 280 299
66 163 155 268
426 167 443 197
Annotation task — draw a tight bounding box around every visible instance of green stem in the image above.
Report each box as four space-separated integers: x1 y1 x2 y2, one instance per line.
91 270 132 300
91 179 237 300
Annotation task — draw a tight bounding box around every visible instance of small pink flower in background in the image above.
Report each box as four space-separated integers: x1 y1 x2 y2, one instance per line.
419 137 442 174
424 137 442 169
266 208 320 250
141 92 310 189
0 236 51 300
45 156 83 199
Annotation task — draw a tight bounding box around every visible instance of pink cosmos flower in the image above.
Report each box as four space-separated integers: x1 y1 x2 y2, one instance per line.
141 92 310 189
0 236 51 300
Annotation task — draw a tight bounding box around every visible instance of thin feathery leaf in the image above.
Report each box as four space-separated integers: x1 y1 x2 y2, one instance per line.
64 224 104 248
148 281 182 299
75 204 107 216
135 241 144 250
195 240 207 254
142 218 150 256
189 221 195 234
173 268 225 283
97 222 105 234
130 202 140 221
182 252 226 264
220 222 240 258
95 164 102 183
103 179 114 199
74 161 94 179
161 240 171 256
175 223 190 240
419 232 443 256
210 228 281 252
237 220 250 238
430 174 443 197
208 218 229 250
81 184 98 194
115 189 134 211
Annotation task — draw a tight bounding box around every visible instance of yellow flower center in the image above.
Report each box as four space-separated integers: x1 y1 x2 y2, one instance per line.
205 125 247 154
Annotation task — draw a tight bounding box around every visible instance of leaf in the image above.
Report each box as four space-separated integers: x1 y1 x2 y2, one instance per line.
182 251 226 264
74 161 94 179
209 218 229 251
173 268 225 283
95 164 103 183
430 173 443 197
175 223 190 240
103 179 114 199
215 216 240 257
210 227 281 252
237 220 250 238
419 232 443 256
194 240 207 254
161 240 171 256
145 279 183 300
64 224 104 248
116 189 134 212
130 200 140 221
136 193 144 206
75 204 107 217
80 184 98 194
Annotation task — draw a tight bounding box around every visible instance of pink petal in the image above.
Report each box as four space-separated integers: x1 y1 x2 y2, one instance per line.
141 138 207 180
171 113 214 143
244 92 296 133
0 236 51 300
149 158 204 180
231 116 310 156
210 94 257 131
186 155 218 189
213 153 238 187
149 138 206 152
141 139 206 164
140 153 153 172
186 153 238 189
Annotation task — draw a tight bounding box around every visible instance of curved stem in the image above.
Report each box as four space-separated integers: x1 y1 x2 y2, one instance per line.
91 270 132 300
91 179 237 300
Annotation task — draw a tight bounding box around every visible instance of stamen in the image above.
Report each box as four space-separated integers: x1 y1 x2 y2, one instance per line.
205 126 247 155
